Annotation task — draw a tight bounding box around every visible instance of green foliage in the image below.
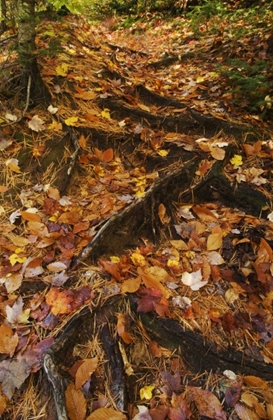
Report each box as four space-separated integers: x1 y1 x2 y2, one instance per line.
187 0 228 33
219 59 272 115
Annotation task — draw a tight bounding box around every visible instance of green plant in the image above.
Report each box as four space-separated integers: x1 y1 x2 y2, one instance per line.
219 59 272 115
187 0 227 33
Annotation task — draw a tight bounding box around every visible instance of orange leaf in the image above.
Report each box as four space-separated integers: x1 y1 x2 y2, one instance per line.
121 277 141 293
102 148 114 162
20 211 41 222
86 407 127 420
0 324 18 357
45 287 74 316
78 135 87 149
192 205 218 222
243 376 269 389
75 357 98 389
65 383 86 420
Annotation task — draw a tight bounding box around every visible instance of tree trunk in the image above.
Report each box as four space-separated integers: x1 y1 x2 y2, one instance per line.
17 0 50 104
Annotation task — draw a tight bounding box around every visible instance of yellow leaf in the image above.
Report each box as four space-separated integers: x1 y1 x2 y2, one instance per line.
18 308 30 323
101 108 111 119
167 259 179 267
196 75 205 83
9 248 27 266
9 254 27 266
207 232 223 251
157 149 169 157
56 63 68 77
135 190 145 197
140 385 155 400
64 116 79 126
230 154 243 166
110 256 120 263
48 120 63 131
131 252 146 267
5 158 21 173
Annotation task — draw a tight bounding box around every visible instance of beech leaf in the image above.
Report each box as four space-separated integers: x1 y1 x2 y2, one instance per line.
65 382 86 420
75 357 98 389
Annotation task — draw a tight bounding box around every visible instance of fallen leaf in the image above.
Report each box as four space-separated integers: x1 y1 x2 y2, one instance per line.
28 115 45 132
86 407 127 420
5 158 21 173
230 154 243 166
65 382 86 420
6 296 30 324
210 145 225 160
0 359 30 399
56 62 68 77
0 324 18 357
189 387 226 420
207 231 223 251
181 269 208 291
140 385 155 400
75 357 98 389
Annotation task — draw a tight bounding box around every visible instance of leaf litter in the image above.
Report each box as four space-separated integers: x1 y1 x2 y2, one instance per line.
0 6 273 420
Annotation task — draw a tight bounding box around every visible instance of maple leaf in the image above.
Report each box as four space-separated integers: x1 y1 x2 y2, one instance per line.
0 359 30 399
28 115 45 132
6 296 30 324
101 108 111 119
181 269 208 291
132 405 152 420
56 63 68 77
230 154 243 166
65 116 79 126
140 385 155 400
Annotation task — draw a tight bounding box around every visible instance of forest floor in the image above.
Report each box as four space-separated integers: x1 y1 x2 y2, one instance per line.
0 5 273 420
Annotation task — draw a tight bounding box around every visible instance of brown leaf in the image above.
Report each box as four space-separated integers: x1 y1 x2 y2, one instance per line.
192 205 218 222
0 359 30 399
65 382 86 420
86 407 127 420
102 148 114 162
225 382 242 407
75 357 98 389
169 392 192 420
189 387 226 420
0 324 18 357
